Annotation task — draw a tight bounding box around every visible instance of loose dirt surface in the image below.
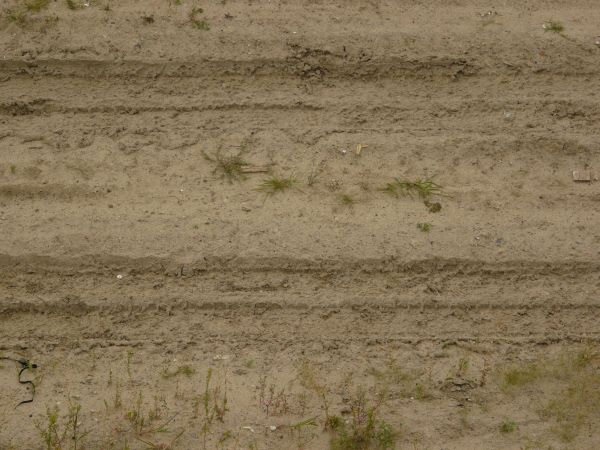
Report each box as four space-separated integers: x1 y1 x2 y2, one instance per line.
1 1 600 449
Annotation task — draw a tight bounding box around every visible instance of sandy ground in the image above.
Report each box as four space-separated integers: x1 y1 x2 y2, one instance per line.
1 0 600 449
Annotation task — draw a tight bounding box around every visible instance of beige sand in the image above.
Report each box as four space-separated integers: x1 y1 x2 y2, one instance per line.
1 0 600 448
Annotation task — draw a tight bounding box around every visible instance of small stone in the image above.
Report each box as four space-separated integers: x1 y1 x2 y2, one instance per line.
573 169 592 182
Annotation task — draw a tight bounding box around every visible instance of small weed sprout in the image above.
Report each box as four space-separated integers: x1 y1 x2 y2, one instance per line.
457 357 469 375
417 222 431 233
500 419 517 433
202 149 248 182
10 165 17 174
189 7 209 30
114 380 122 408
258 376 290 416
258 176 295 195
307 161 325 186
125 392 146 435
543 21 564 33
127 350 134 378
340 194 354 206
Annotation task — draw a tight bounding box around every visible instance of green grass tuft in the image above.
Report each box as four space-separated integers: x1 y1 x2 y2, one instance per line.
202 150 248 182
543 21 564 33
258 176 295 195
381 178 443 200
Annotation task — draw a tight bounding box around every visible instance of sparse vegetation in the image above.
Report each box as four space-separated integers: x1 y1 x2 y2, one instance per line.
369 359 433 400
502 364 541 388
6 9 28 26
258 176 295 195
10 164 17 174
499 347 600 442
195 368 228 447
26 0 50 12
36 401 89 450
298 361 333 425
381 178 443 200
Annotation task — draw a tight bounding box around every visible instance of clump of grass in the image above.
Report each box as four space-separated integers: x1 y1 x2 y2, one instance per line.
500 419 517 433
258 176 295 195
10 164 17 174
417 222 431 233
202 150 248 182
26 0 50 12
189 7 209 30
543 20 564 33
381 178 443 200
161 365 196 379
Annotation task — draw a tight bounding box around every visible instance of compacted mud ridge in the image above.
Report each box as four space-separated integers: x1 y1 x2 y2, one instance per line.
1 1 600 449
